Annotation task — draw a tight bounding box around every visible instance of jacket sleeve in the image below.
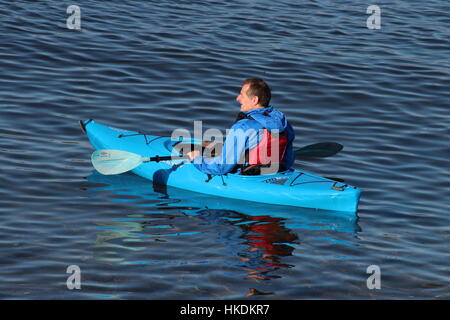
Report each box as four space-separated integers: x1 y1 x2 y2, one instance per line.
192 122 254 175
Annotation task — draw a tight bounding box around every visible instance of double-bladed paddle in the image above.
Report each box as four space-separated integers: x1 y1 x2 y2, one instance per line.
91 142 343 175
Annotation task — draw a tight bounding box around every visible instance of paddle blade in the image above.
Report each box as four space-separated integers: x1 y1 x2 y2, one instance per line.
295 142 343 159
91 149 144 175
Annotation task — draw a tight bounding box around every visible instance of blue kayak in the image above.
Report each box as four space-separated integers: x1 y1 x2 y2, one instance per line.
80 119 361 214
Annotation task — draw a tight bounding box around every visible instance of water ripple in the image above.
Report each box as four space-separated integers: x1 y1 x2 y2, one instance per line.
0 0 448 299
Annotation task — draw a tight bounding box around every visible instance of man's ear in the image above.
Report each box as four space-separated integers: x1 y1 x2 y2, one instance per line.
252 95 259 105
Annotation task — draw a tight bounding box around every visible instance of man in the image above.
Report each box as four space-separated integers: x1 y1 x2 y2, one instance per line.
187 78 295 175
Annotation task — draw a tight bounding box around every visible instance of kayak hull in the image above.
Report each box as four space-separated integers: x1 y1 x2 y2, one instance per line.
81 120 361 215
87 171 359 233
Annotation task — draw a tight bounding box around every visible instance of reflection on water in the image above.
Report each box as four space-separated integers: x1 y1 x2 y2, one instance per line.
87 171 358 281
93 219 146 263
192 209 298 281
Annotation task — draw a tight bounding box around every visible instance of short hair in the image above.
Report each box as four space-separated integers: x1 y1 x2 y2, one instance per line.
242 78 271 107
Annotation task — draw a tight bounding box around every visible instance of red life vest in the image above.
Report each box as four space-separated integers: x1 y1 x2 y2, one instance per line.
248 129 288 165
246 216 297 257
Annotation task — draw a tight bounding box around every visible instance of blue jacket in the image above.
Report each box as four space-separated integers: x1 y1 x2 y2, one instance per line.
193 106 295 175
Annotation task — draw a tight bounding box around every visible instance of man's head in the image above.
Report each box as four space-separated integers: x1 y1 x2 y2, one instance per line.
236 78 271 112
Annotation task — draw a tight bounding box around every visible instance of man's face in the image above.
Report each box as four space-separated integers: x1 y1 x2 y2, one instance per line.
236 84 257 112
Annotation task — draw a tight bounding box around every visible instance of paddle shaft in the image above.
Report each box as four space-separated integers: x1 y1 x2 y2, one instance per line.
147 141 342 162
144 155 190 163
91 141 343 175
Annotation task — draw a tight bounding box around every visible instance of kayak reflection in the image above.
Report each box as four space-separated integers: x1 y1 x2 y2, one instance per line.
87 171 359 232
195 209 298 280
86 171 359 278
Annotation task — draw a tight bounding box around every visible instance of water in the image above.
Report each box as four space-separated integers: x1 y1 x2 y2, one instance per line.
0 0 449 299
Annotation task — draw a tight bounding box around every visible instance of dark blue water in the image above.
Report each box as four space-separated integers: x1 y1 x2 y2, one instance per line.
0 0 449 299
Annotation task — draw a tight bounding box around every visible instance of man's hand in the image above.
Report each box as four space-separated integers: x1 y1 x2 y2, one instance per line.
187 150 201 161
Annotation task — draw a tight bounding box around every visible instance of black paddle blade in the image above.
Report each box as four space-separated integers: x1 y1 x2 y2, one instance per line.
325 176 346 183
295 142 343 159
